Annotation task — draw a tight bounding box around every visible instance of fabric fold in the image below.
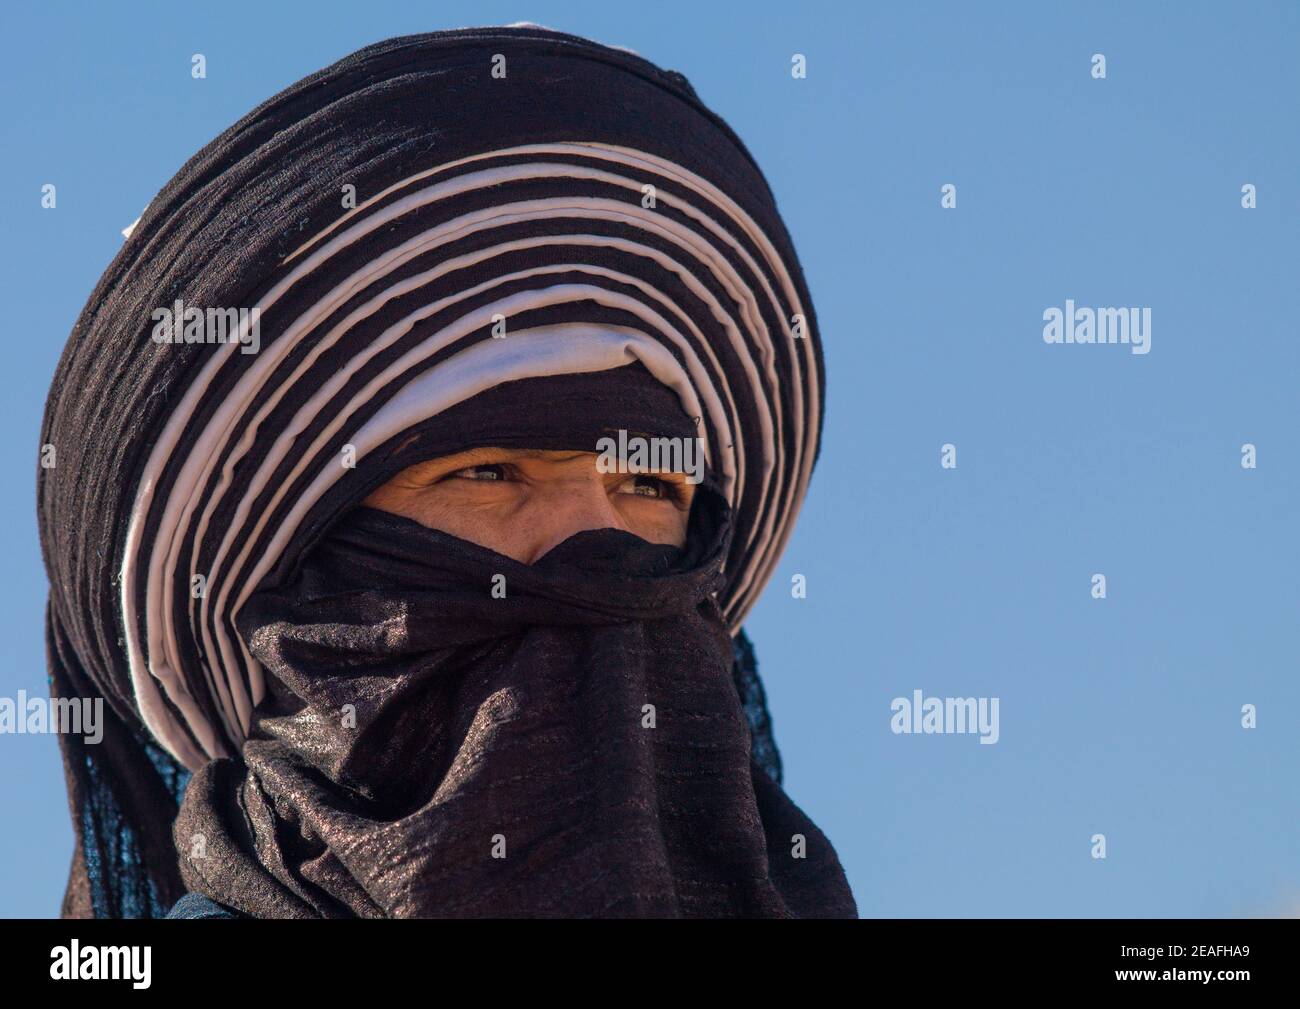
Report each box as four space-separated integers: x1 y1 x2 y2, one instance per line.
174 506 856 918
39 24 840 918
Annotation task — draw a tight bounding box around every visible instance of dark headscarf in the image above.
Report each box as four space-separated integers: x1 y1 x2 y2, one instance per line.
39 25 849 917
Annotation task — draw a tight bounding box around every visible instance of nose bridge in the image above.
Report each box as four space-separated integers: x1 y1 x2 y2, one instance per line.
522 470 623 562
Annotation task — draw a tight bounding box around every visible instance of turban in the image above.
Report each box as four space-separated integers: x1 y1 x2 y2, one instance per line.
39 25 842 918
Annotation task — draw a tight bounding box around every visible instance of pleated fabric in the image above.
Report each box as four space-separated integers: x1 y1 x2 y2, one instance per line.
38 25 829 916
170 502 856 918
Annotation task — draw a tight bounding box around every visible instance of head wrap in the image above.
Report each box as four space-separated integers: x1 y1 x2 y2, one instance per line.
172 496 852 917
39 25 843 918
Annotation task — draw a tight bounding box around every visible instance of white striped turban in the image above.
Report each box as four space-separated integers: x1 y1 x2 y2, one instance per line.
39 26 826 776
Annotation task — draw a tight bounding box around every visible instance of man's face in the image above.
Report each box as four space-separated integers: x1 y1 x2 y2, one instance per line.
364 448 696 563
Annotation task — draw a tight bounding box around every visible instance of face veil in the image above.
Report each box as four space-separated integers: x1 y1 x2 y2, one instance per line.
37 25 852 918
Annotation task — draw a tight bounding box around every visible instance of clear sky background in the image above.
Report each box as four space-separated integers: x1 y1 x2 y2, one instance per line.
1 0 1296 918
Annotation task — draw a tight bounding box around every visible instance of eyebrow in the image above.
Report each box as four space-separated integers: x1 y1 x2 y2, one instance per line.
405 447 695 478
515 449 586 461
458 447 588 463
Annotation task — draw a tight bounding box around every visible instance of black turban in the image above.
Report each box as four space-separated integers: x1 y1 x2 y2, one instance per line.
38 25 847 918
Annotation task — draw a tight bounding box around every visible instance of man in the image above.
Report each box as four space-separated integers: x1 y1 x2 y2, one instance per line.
39 25 855 918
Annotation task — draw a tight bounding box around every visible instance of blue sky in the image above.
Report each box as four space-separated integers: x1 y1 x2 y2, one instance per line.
1 0 1297 917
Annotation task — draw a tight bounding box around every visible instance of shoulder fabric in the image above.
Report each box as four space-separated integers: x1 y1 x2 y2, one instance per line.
166 892 242 919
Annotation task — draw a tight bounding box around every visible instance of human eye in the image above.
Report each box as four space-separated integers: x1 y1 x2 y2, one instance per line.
614 474 680 501
445 463 510 483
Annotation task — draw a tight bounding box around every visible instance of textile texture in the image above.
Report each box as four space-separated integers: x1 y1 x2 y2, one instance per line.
38 25 845 917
